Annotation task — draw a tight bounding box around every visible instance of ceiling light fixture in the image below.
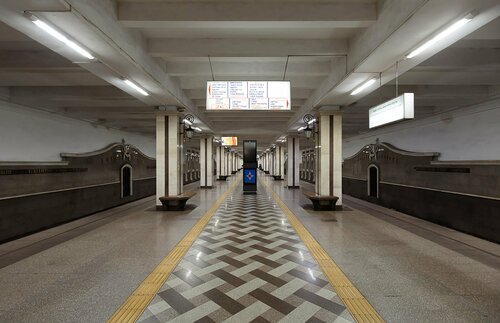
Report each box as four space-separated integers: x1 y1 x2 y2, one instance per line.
350 78 376 96
304 125 313 139
27 13 95 60
406 12 476 59
185 125 194 139
123 79 149 96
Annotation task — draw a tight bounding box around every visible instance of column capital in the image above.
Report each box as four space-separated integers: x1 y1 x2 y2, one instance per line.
318 105 341 116
155 105 181 116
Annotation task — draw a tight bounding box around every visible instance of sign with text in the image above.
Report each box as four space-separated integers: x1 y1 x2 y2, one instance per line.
369 93 414 129
221 137 238 146
207 81 290 110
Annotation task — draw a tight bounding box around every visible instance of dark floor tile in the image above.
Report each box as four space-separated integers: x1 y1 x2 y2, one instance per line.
158 288 195 314
250 269 287 287
193 316 216 323
193 244 217 254
217 255 246 268
211 269 246 287
306 317 326 323
224 244 247 255
288 269 329 287
173 268 205 287
249 289 295 315
250 255 281 268
252 244 276 254
294 288 346 315
204 288 245 314
252 236 274 244
250 316 271 323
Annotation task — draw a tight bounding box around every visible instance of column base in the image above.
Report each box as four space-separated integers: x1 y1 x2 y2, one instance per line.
200 186 213 189
287 186 300 189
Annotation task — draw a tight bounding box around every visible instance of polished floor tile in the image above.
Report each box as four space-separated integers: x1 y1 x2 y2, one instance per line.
138 187 354 323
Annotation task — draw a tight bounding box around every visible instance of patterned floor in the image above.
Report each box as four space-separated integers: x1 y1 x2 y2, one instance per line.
138 186 354 323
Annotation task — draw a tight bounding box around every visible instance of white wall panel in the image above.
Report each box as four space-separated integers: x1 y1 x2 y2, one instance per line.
343 98 500 161
0 101 155 161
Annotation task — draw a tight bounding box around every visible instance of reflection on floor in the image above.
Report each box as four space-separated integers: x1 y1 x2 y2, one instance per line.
139 187 354 322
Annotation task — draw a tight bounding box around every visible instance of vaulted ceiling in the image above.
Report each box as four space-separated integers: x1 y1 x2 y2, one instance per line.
0 0 499 153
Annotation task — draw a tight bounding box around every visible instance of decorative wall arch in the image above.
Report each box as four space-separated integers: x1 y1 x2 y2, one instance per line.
121 164 133 198
367 164 379 198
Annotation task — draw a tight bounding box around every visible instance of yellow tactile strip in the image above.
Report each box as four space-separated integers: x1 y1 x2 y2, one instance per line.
263 182 385 323
107 178 241 323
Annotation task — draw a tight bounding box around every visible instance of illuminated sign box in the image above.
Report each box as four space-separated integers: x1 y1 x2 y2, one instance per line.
221 137 238 146
369 93 414 129
206 81 291 110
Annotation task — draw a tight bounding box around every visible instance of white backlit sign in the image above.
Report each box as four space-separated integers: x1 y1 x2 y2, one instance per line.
207 81 290 110
369 93 414 128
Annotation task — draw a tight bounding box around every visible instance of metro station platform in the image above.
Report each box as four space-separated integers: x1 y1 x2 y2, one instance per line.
0 174 498 323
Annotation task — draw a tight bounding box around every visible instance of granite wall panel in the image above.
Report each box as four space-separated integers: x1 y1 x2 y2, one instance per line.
342 140 500 243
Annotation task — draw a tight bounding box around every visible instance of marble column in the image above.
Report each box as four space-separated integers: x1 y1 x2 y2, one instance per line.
216 145 225 180
270 150 275 176
315 107 342 206
286 136 300 188
228 151 233 175
156 108 183 207
273 145 285 180
200 136 214 188
223 148 228 177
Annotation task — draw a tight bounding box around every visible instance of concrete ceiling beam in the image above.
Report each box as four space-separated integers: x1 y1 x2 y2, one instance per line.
0 49 74 69
419 47 500 68
8 85 134 98
298 0 500 123
165 60 333 77
149 39 347 58
0 0 214 130
0 71 108 86
399 70 500 85
118 2 376 25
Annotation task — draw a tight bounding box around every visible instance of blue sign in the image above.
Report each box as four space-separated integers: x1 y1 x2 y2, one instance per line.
243 168 256 184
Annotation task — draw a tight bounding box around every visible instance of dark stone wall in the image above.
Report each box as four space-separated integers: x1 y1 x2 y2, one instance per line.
342 142 500 243
0 179 155 242
0 143 156 243
343 177 500 243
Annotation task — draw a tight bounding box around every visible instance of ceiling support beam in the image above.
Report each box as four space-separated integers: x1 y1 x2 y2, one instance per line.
150 39 347 58
118 2 376 25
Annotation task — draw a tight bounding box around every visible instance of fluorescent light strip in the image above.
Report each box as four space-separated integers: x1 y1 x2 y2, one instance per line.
406 15 473 59
307 118 316 125
183 119 193 125
297 126 306 131
350 78 376 96
123 79 149 96
193 126 202 132
31 18 94 60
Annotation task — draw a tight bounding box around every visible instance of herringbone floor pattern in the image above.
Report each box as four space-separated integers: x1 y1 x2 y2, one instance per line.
138 187 354 323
